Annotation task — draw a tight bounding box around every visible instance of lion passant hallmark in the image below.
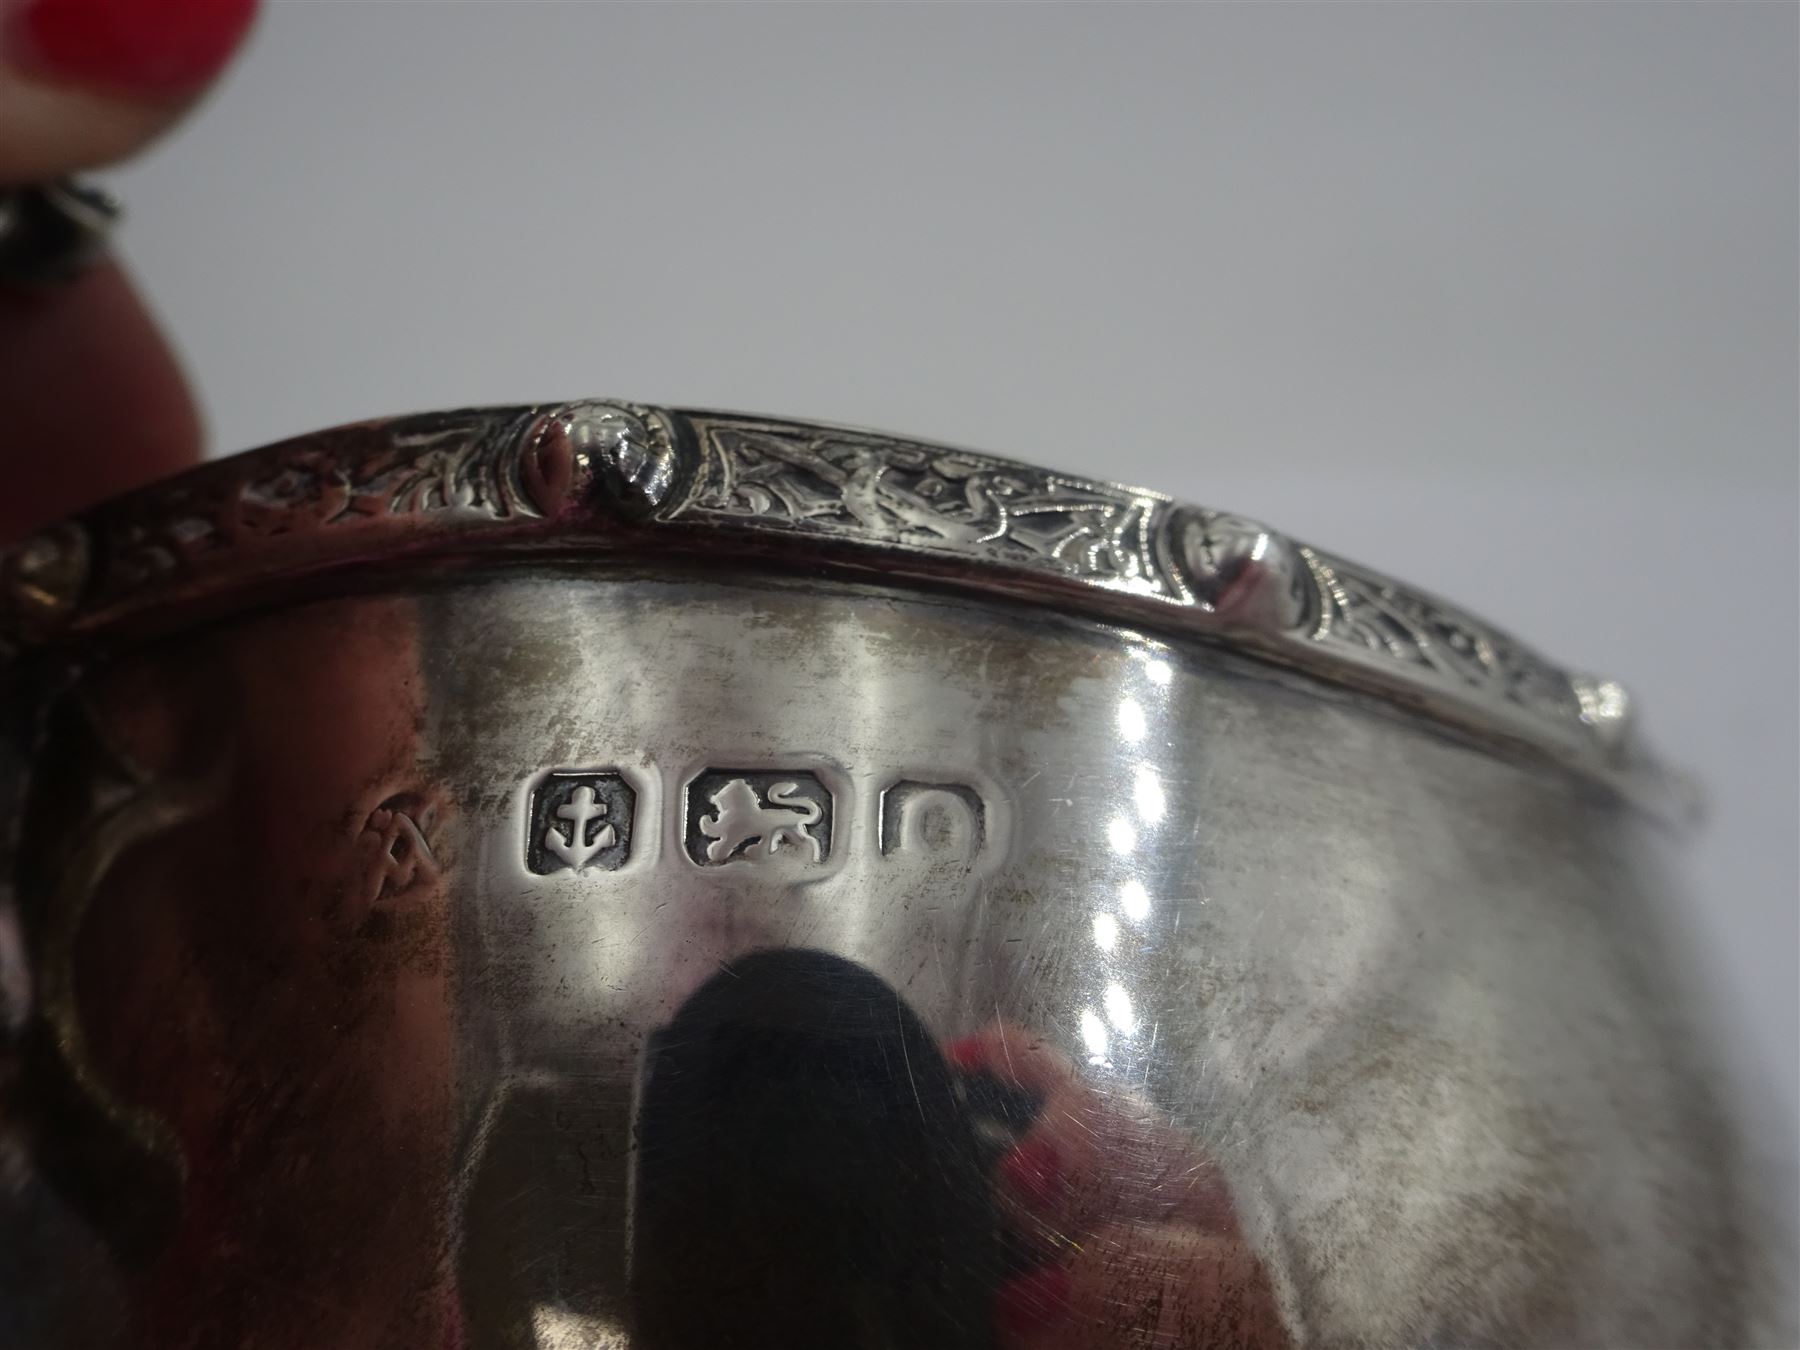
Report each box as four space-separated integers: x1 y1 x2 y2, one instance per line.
683 770 832 867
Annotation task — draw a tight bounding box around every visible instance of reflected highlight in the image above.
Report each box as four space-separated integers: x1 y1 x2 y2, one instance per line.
1118 697 1147 743
1104 982 1137 1036
1133 763 1166 824
1107 817 1138 854
1079 1008 1109 1060
1120 878 1151 922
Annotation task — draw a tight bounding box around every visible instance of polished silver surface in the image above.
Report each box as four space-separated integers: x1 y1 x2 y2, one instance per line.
0 408 1784 1347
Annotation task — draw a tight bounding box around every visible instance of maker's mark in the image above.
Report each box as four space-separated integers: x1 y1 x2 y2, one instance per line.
359 792 441 902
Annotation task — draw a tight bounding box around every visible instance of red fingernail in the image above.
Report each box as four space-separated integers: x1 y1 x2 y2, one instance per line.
945 1034 987 1071
5 0 258 98
996 1263 1072 1338
998 1135 1061 1209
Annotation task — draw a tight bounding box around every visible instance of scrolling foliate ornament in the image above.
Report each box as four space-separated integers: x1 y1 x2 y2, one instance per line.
679 417 1187 598
69 402 681 616
1300 547 1584 729
0 402 1656 800
89 406 544 597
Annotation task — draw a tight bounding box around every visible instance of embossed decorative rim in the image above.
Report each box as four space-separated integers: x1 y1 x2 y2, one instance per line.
0 400 1691 820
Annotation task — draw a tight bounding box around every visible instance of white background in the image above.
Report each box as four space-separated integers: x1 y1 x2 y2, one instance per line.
113 4 1796 1188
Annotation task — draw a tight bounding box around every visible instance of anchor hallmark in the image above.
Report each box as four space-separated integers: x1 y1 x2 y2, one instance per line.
528 771 636 875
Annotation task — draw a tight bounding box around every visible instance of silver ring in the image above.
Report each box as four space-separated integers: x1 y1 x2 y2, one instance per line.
0 179 121 287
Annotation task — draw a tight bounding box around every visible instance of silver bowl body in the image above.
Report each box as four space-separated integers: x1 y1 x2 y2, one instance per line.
0 404 1780 1347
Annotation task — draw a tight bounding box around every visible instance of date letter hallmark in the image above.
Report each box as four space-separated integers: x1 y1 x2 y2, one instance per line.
684 771 833 868
879 781 988 867
528 772 636 875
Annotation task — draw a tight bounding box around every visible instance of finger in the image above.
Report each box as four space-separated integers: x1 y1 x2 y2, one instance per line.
996 1222 1293 1350
947 1020 1082 1098
0 259 200 541
952 1024 1240 1237
0 0 258 540
0 0 257 181
997 1091 1240 1251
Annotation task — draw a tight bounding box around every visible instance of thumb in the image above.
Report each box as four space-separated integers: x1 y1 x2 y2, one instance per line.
0 0 257 179
0 0 258 542
998 1223 1293 1350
